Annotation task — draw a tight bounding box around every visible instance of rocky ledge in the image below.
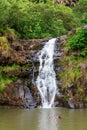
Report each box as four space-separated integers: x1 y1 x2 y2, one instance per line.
53 0 79 7
0 35 48 109
0 31 87 109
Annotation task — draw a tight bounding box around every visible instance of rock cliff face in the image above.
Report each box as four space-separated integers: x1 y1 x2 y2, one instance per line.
0 32 87 109
0 36 49 109
57 28 87 109
0 34 68 109
53 0 79 7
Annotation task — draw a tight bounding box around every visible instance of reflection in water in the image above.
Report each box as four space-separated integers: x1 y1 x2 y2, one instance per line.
38 108 58 130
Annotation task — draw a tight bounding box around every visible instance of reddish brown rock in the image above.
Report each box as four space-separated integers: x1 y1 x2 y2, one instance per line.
53 0 79 7
0 80 25 108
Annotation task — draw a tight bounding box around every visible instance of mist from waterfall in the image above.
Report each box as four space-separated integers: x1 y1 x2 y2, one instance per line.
36 38 57 108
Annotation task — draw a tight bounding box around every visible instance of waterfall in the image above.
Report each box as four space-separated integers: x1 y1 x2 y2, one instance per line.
36 38 57 108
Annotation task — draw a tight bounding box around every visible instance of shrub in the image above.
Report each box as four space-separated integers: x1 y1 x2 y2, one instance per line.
66 28 87 58
0 64 21 91
67 28 87 50
0 1 78 39
73 0 87 17
82 13 87 24
0 36 12 57
7 3 67 38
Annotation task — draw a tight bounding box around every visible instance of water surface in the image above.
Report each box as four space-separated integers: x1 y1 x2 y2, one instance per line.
0 108 87 130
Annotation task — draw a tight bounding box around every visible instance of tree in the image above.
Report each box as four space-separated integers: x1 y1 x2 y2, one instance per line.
73 0 87 16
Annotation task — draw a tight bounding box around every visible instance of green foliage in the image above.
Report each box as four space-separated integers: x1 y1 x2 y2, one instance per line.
0 77 11 92
73 0 87 17
0 64 20 73
0 36 12 58
54 5 78 31
73 0 87 25
0 2 9 29
0 64 20 91
82 13 87 24
0 0 78 39
81 48 87 57
7 3 66 38
59 60 82 89
63 94 69 101
67 29 87 54
0 63 33 91
59 52 87 101
59 26 87 101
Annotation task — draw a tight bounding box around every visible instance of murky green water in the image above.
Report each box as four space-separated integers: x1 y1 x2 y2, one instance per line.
0 108 87 130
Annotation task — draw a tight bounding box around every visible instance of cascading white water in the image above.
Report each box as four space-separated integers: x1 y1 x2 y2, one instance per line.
36 38 57 108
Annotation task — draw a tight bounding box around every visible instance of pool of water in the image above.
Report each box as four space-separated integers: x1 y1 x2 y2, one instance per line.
0 108 87 130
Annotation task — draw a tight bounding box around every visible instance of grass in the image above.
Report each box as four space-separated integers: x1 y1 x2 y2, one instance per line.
58 33 87 102
0 64 21 92
0 63 32 92
59 55 87 88
0 64 20 73
0 36 12 58
0 77 12 91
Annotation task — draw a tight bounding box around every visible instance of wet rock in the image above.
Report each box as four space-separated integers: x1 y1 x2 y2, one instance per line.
59 35 68 44
0 37 63 108
68 101 75 108
79 103 84 109
0 79 36 109
24 85 36 109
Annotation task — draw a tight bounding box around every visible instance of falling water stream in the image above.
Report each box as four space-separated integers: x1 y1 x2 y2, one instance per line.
36 38 58 108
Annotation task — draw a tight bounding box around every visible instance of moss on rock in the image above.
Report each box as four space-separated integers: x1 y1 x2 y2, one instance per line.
0 36 12 58
58 30 87 105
